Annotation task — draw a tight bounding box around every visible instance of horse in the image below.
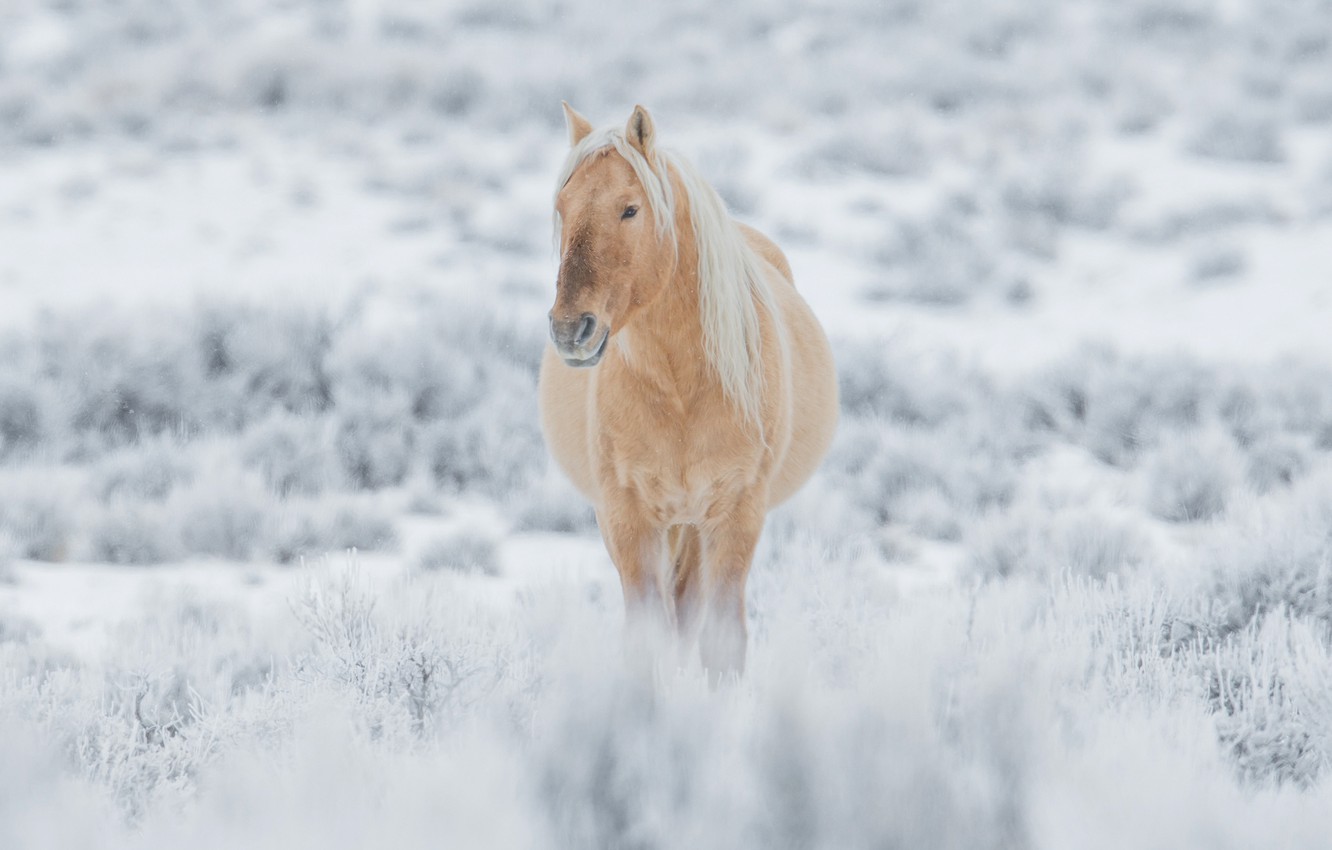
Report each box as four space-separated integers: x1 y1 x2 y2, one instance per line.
539 103 838 676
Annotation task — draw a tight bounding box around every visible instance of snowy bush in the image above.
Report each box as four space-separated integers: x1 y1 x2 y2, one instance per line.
416 529 501 577
512 471 598 534
868 208 998 305
1245 435 1310 494
194 302 335 425
425 396 544 498
1190 243 1247 285
797 125 931 179
169 471 276 561
333 395 417 490
88 503 183 565
0 532 15 585
1144 430 1242 523
241 413 340 497
968 504 1150 581
1186 111 1287 163
1202 473 1332 635
0 468 77 561
90 440 195 503
0 382 46 461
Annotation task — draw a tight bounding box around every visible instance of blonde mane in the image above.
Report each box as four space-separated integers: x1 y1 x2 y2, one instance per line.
554 126 778 428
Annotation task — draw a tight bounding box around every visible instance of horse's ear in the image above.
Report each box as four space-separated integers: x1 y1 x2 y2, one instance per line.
563 101 593 147
625 105 656 157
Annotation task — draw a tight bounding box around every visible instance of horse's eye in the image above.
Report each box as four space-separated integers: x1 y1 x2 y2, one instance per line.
621 205 639 220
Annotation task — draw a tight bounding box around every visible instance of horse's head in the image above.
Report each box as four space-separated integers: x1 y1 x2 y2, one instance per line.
549 103 676 367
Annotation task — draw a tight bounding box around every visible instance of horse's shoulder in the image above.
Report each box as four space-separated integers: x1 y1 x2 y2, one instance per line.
736 222 794 286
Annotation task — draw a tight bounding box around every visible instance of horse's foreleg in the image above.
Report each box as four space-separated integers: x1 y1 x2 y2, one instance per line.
699 493 766 679
597 498 670 629
670 524 704 640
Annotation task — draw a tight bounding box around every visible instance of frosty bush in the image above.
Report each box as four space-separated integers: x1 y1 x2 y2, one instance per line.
868 208 998 305
0 468 77 561
1025 348 1214 466
91 440 195 503
1205 615 1332 789
836 340 986 425
0 383 46 460
1245 435 1310 494
798 125 930 178
1144 431 1241 523
1187 111 1287 163
1202 473 1332 634
88 503 183 566
417 529 501 576
170 472 276 561
242 413 340 497
0 532 15 585
512 471 598 534
269 498 399 563
333 395 417 490
194 302 335 425
425 396 544 498
968 505 1150 581
1190 244 1247 285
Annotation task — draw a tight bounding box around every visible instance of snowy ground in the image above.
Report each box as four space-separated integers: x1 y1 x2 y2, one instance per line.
4 1 1332 847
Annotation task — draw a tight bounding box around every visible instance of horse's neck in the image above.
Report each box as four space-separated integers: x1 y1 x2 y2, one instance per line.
618 236 715 397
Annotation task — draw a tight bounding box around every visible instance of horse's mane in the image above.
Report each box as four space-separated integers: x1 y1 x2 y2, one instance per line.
554 126 778 429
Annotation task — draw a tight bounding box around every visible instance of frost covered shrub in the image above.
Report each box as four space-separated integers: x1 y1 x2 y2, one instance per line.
0 533 14 585
1190 244 1247 285
270 498 399 563
0 383 46 460
1204 616 1332 789
868 209 997 305
88 503 182 565
242 413 340 496
1186 111 1286 163
169 472 275 561
57 324 198 451
425 394 544 498
836 340 986 425
841 421 1019 533
289 571 507 734
417 529 500 576
333 395 417 490
1144 431 1241 523
798 125 930 178
194 302 335 425
1245 435 1310 493
1202 474 1332 634
90 440 195 503
512 471 597 534
1025 348 1215 466
999 165 1131 232
0 468 77 561
968 505 1149 581
324 308 485 423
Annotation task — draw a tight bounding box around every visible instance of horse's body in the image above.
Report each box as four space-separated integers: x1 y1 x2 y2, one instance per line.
539 104 837 675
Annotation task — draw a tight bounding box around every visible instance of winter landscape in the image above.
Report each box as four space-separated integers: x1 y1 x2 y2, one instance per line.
3 1 1332 847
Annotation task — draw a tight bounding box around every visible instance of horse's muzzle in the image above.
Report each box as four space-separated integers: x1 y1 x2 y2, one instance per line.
550 313 609 367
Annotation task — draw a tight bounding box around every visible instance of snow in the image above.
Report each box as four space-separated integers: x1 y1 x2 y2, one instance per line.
4 0 1332 845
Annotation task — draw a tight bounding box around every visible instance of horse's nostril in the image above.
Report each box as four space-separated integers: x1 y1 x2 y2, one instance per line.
575 314 597 346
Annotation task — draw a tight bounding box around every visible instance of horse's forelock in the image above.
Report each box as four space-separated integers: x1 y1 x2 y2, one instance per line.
553 126 677 246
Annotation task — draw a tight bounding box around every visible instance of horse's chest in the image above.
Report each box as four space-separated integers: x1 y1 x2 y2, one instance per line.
597 388 762 523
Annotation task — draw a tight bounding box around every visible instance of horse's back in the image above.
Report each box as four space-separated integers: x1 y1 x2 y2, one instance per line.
746 225 838 507
738 223 794 285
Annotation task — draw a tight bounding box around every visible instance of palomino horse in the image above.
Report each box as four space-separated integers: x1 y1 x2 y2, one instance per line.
539 103 837 676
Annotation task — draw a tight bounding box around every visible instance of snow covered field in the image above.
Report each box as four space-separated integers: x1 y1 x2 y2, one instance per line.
3 1 1332 846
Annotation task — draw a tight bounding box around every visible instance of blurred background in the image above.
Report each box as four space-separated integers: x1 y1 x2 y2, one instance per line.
3 2 1332 847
